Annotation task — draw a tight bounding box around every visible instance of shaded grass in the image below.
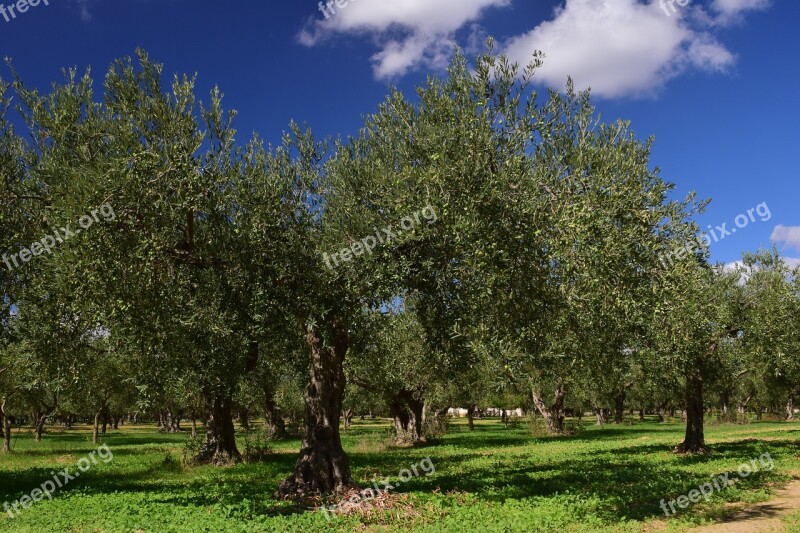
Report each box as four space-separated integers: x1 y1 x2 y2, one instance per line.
0 418 798 531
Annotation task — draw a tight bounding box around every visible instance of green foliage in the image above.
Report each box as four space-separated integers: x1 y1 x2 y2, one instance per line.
181 435 204 467
241 427 274 464
422 414 449 440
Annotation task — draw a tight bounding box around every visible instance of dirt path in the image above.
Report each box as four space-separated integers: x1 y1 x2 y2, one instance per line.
692 480 800 533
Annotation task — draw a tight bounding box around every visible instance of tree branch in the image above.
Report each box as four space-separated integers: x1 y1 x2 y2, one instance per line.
350 375 378 393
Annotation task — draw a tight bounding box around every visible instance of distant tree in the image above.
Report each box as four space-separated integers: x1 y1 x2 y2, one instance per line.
348 306 436 444
740 249 800 420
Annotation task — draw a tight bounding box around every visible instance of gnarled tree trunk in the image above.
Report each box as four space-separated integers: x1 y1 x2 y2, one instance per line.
161 408 182 433
532 380 566 433
33 410 48 442
675 370 708 453
342 408 355 431
389 389 425 444
592 404 606 425
263 384 286 439
738 394 753 415
466 403 477 431
275 323 351 498
199 393 241 463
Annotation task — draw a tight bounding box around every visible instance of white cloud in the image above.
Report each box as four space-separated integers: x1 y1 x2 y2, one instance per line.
299 0 510 79
300 0 770 97
771 225 800 253
712 0 771 24
501 0 743 98
724 260 743 271
685 34 736 71
723 260 752 284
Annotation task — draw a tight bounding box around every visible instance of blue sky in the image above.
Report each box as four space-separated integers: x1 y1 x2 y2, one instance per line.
1 0 797 266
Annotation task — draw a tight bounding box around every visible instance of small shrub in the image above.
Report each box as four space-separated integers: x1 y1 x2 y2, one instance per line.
423 414 449 439
181 435 204 466
563 418 584 435
161 451 182 472
242 427 273 463
528 414 548 436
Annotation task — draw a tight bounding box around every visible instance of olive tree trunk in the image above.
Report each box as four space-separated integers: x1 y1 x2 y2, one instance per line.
275 323 351 498
613 393 626 424
675 371 708 453
389 389 425 444
466 403 477 431
342 408 355 431
199 393 241 463
1 400 11 453
33 410 49 442
263 383 286 439
592 404 606 425
92 409 103 444
531 380 566 433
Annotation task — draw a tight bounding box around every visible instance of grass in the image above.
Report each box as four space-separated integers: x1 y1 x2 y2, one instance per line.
0 417 798 532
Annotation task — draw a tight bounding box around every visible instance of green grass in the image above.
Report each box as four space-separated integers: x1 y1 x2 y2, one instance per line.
786 510 800 533
0 417 798 532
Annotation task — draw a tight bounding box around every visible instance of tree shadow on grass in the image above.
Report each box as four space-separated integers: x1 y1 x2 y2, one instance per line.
406 452 781 521
370 435 799 523
5 427 797 524
432 440 797 520
0 450 312 519
589 437 800 464
438 424 681 451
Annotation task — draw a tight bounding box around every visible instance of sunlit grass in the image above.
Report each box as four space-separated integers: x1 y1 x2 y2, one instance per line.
0 417 798 532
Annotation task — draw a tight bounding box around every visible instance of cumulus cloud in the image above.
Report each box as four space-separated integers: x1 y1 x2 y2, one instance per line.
501 0 746 98
299 0 510 79
712 0 771 24
299 0 770 97
771 225 800 253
